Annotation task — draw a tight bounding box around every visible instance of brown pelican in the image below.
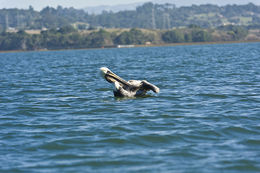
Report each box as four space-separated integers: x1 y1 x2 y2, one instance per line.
100 67 160 97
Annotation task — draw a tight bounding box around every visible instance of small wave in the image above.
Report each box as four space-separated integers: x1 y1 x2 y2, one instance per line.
197 93 228 99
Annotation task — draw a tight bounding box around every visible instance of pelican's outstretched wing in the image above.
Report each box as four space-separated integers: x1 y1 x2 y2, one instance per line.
141 80 160 93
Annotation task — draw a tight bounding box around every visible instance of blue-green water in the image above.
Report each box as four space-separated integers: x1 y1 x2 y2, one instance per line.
0 43 260 172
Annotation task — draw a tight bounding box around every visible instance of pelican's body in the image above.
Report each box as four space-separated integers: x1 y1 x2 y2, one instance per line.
100 67 160 97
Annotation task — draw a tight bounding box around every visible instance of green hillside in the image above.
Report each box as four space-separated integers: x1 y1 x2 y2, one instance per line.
1 3 260 30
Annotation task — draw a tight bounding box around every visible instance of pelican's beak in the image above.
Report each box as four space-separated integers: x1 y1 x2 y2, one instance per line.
100 67 129 86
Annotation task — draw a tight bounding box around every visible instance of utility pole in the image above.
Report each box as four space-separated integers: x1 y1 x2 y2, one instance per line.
164 13 170 29
151 7 156 29
5 13 9 30
163 13 166 29
17 11 20 29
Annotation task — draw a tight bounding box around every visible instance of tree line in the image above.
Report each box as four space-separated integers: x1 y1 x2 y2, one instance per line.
1 3 260 30
0 25 250 51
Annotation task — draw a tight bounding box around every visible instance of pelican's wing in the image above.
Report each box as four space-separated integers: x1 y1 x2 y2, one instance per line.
114 81 133 97
141 80 160 93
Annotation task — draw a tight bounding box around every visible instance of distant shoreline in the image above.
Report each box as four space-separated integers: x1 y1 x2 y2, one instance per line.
135 40 260 48
1 40 260 54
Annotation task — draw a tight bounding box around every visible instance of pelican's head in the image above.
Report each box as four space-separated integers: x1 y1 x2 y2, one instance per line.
100 67 110 78
100 67 129 86
100 67 119 83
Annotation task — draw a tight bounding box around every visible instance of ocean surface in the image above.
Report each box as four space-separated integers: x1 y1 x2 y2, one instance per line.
0 42 260 172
